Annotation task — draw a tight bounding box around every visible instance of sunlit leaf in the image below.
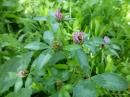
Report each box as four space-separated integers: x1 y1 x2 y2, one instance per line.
92 73 128 91
31 52 52 70
33 16 47 21
24 41 49 50
6 88 32 97
75 49 90 73
43 31 54 45
73 80 96 97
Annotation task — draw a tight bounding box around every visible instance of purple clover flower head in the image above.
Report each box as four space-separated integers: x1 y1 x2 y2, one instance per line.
73 32 84 43
55 10 63 21
104 36 110 43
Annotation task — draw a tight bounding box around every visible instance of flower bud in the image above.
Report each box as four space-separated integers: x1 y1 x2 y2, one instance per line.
104 36 110 43
52 41 62 51
17 70 28 78
55 10 63 21
55 80 63 90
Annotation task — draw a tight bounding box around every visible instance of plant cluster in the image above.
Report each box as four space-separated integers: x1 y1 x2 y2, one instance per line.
0 0 130 97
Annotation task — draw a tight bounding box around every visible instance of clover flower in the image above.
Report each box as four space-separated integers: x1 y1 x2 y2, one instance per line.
73 32 84 43
55 10 63 21
104 36 110 43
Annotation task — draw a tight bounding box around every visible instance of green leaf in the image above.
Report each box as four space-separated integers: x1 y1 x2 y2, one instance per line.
24 41 48 50
108 48 119 57
43 31 54 45
83 43 96 54
2 1 16 7
110 44 120 50
6 88 32 97
75 49 90 73
64 44 81 51
83 37 103 54
14 78 23 92
126 75 130 84
50 93 59 97
52 23 59 32
0 52 33 94
73 80 96 97
92 73 128 91
87 37 103 46
0 52 33 73
49 51 66 64
87 0 98 6
33 16 47 21
31 52 52 70
59 90 71 97
54 64 68 70
73 20 81 31
16 52 33 71
105 55 114 72
25 75 32 88
0 72 17 94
